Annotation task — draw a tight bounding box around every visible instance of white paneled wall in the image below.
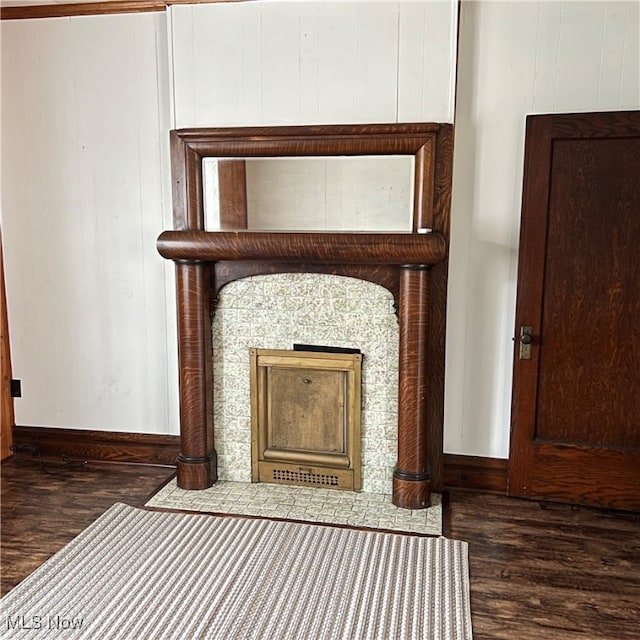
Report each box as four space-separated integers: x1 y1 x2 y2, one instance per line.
3 0 638 461
445 0 640 457
169 1 457 127
1 13 178 433
1 1 456 439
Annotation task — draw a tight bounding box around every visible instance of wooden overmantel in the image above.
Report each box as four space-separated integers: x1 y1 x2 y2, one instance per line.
157 123 453 510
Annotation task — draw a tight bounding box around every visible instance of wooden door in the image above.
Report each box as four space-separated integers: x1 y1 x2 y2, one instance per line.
1 230 14 460
509 111 640 511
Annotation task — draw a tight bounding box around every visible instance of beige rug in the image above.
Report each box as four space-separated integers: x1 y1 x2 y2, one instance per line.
146 479 443 536
1 503 471 639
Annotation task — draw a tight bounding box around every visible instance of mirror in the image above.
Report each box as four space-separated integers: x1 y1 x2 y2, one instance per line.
203 156 415 232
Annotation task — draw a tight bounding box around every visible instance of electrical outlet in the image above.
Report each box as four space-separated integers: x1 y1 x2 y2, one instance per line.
10 379 21 398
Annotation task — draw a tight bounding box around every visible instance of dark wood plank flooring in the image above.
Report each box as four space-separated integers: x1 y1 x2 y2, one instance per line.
2 456 639 639
1 455 174 596
448 490 640 640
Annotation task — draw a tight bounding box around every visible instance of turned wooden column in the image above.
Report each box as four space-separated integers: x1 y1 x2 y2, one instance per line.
393 265 431 509
175 260 217 489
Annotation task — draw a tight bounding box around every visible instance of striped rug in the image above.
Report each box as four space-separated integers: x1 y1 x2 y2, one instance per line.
0 504 472 639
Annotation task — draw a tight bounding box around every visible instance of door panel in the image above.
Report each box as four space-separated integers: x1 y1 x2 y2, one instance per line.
509 111 640 511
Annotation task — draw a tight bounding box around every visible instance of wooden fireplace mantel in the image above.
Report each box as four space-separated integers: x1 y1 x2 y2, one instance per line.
157 230 447 264
158 123 453 510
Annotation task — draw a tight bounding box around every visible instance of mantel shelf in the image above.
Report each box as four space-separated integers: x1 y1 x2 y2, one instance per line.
156 230 447 265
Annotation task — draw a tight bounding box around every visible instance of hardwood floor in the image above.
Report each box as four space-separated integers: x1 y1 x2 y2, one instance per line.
2 456 639 639
447 490 640 640
1 455 174 596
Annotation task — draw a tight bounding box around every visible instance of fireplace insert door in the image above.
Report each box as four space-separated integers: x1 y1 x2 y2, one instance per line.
250 349 362 491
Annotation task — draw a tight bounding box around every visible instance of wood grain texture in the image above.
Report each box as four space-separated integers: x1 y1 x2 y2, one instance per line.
1 457 174 596
1 234 13 461
548 110 640 139
175 261 216 489
0 0 254 21
164 123 452 501
391 474 430 511
158 230 447 265
413 140 436 232
0 1 165 20
171 132 205 230
525 445 640 512
251 349 361 492
171 125 437 233
394 266 430 509
8 427 509 494
443 454 508 494
173 123 439 150
508 115 553 498
537 137 640 446
217 160 248 230
448 490 640 640
4 462 637 639
509 110 640 511
425 124 454 490
11 426 179 466
174 132 438 175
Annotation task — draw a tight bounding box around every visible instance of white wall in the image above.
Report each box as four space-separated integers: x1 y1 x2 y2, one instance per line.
1 13 179 433
445 0 640 457
3 1 638 461
1 1 456 437
169 1 457 126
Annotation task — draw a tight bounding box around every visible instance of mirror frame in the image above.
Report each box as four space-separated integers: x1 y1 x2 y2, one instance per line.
170 123 444 234
159 123 453 510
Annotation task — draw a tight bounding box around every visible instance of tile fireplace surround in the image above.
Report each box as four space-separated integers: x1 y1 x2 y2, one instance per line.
213 273 398 495
156 123 453 510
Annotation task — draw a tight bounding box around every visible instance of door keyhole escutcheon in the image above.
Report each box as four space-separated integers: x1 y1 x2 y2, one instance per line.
519 326 533 360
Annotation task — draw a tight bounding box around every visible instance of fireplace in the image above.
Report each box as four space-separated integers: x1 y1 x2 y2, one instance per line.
157 123 453 509
250 347 362 491
212 273 401 494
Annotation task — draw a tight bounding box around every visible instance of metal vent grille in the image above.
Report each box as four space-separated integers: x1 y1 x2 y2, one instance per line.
272 468 340 487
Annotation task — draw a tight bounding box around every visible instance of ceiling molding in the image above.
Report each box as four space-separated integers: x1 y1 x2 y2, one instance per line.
0 0 249 20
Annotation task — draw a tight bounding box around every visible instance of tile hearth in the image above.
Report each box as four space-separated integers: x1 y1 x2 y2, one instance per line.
146 480 442 536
